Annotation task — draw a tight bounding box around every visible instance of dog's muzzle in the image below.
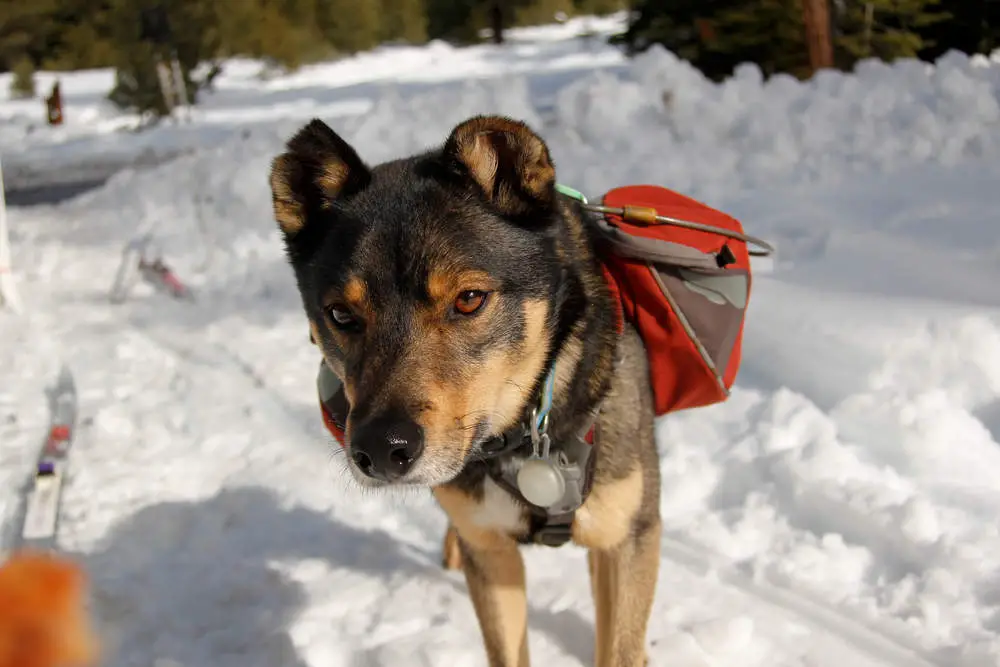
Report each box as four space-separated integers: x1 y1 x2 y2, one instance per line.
317 361 426 482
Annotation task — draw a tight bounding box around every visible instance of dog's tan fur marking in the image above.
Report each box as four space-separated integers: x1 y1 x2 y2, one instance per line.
553 330 583 401
268 119 373 238
572 465 644 550
445 116 555 216
434 486 530 667
315 159 349 199
269 155 305 235
414 298 550 467
517 137 553 200
426 269 495 306
471 299 547 434
342 378 356 407
426 270 452 304
442 524 463 570
462 134 500 194
308 320 321 347
342 276 366 309
588 519 661 667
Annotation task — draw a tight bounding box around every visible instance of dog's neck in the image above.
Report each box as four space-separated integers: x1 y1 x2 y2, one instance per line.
523 196 621 450
468 196 619 468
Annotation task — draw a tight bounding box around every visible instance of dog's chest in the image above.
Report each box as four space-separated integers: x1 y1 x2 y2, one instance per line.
470 476 527 533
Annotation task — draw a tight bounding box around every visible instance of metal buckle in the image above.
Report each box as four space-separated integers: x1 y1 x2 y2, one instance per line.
528 406 551 457
532 523 574 547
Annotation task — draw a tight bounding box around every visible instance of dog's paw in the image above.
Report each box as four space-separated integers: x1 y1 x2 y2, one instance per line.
441 525 463 570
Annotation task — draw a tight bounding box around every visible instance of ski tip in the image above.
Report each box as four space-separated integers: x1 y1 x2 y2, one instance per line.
56 364 74 386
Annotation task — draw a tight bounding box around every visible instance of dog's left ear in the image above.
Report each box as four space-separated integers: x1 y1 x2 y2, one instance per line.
269 119 371 239
443 115 556 218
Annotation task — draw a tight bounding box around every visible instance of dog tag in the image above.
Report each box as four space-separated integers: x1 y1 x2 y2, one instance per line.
517 458 565 508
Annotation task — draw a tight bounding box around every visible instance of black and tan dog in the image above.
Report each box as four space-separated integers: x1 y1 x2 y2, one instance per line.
269 115 661 666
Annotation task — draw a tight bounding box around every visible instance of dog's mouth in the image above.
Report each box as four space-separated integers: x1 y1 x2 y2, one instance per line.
345 448 466 489
320 360 534 487
468 418 495 452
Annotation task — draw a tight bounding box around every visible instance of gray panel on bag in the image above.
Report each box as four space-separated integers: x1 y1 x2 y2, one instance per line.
678 269 749 309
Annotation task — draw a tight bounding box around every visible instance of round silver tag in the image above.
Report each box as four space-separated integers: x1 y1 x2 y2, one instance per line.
516 458 565 508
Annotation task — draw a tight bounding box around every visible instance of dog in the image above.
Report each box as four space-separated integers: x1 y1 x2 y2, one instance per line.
269 114 661 666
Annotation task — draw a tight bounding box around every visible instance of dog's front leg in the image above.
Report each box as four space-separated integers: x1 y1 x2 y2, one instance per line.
588 517 661 667
458 532 530 667
435 487 530 667
574 464 661 667
442 523 463 570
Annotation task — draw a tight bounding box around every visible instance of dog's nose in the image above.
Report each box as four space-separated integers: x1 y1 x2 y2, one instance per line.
349 416 424 481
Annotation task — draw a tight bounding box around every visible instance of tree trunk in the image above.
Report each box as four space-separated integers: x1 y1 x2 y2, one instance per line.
801 0 834 72
491 2 504 44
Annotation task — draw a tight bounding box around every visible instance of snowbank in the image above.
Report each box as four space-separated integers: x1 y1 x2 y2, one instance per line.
41 43 1000 293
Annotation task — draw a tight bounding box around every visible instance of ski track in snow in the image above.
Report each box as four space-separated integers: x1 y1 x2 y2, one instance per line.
4 15 1000 667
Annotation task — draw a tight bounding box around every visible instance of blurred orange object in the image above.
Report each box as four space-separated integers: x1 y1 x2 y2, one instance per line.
0 551 99 667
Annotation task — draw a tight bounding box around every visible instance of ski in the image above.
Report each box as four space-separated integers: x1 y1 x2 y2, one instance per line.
109 234 193 303
20 365 78 550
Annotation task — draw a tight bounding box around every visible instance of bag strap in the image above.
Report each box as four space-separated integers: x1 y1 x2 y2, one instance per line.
586 215 725 270
555 184 776 260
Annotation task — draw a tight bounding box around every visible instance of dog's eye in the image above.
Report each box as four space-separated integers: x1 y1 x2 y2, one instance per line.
454 290 489 316
327 305 359 330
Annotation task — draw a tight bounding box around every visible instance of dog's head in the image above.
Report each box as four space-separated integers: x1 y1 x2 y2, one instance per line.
270 115 582 488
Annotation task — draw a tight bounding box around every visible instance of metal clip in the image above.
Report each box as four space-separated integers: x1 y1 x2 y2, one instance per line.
528 407 552 457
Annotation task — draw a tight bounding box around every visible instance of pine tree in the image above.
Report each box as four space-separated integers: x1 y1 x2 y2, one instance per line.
425 0 563 45
574 0 626 16
213 0 329 69
620 0 809 80
710 0 811 79
619 0 727 65
380 0 429 43
42 0 117 70
0 0 59 71
514 0 575 26
106 0 222 116
834 0 950 63
425 0 475 42
9 57 35 98
315 0 383 54
914 0 997 60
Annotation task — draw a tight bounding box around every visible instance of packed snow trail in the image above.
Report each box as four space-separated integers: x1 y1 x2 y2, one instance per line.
1 273 958 667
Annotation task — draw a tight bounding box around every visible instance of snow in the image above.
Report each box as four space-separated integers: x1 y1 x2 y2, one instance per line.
0 14 627 188
3 13 1000 667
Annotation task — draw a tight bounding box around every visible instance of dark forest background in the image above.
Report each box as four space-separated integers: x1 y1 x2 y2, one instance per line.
2 0 997 115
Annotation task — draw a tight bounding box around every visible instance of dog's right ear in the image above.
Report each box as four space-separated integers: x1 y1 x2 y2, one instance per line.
269 119 371 238
442 115 556 219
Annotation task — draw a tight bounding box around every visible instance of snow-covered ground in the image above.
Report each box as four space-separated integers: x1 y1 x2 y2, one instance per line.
3 14 1000 667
